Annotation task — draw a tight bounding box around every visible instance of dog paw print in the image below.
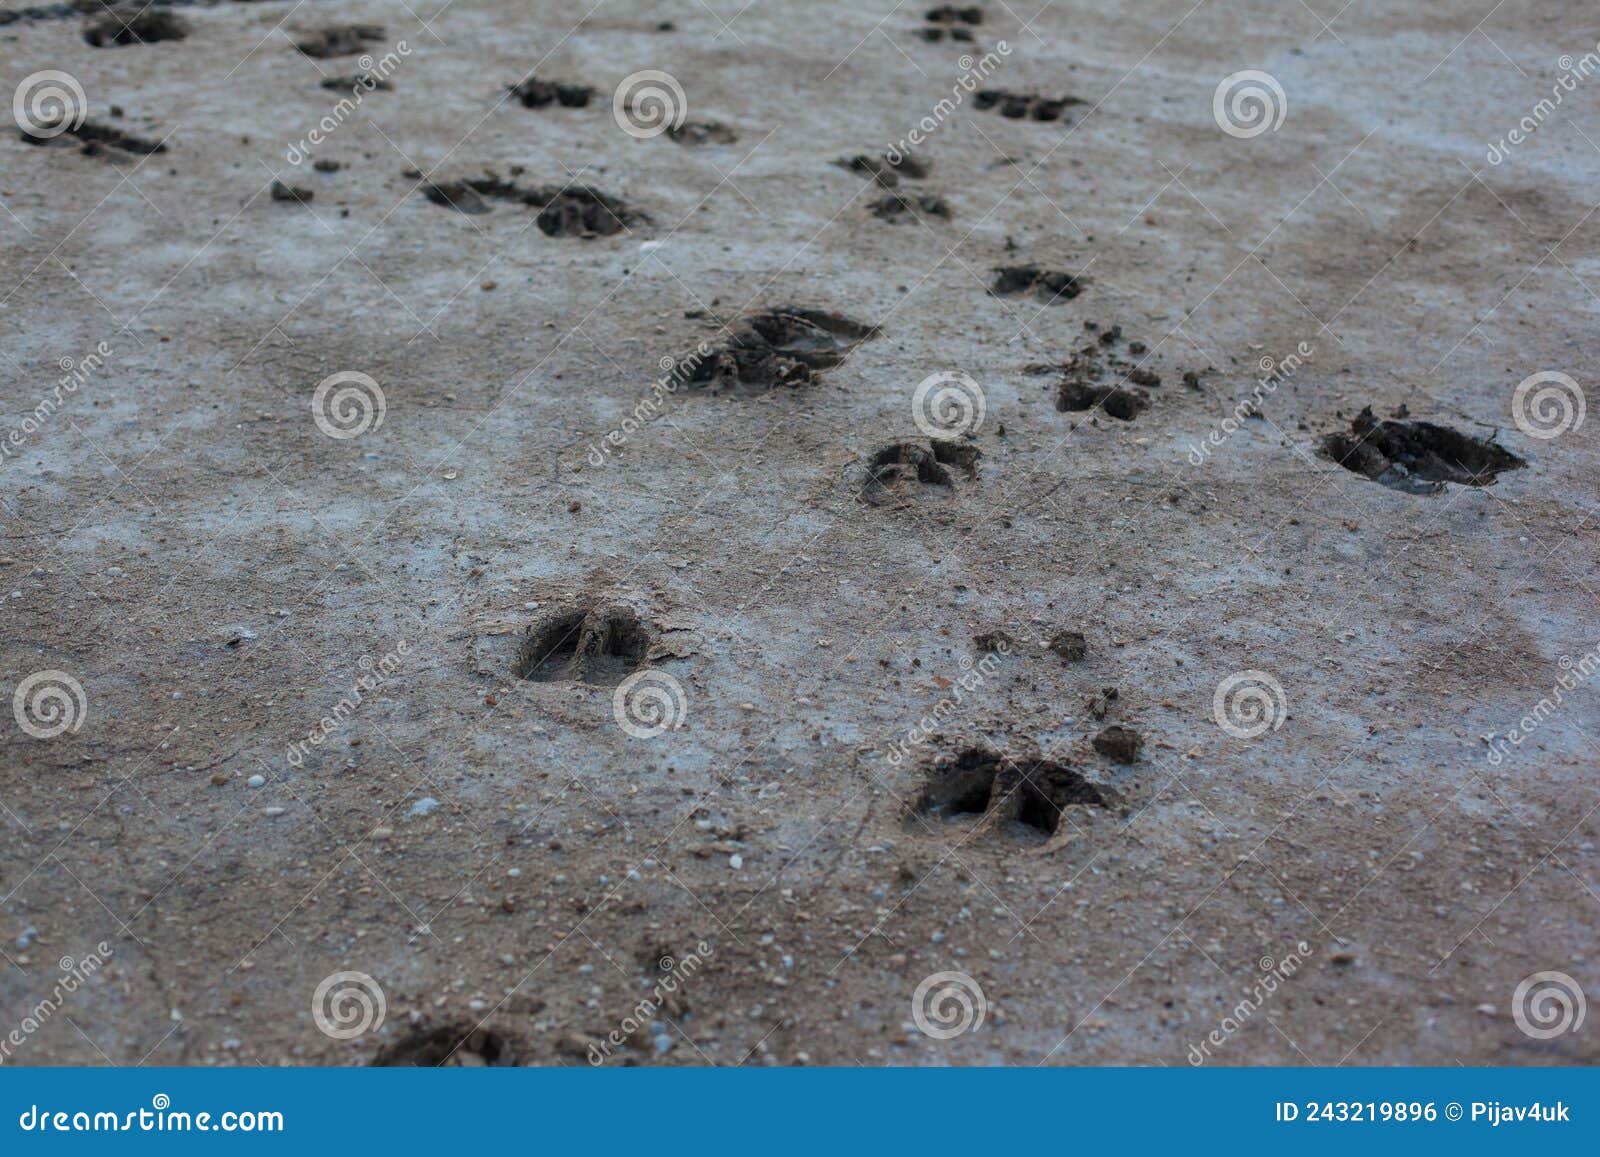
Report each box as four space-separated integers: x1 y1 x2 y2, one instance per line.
862 438 978 505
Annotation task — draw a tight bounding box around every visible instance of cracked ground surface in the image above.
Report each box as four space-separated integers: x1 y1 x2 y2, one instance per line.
0 0 1597 1066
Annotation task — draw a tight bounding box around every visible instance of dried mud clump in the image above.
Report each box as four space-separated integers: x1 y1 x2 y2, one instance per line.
371 1023 517 1067
684 307 880 390
862 439 979 505
913 748 1117 841
1031 323 1185 424
84 8 188 47
1091 724 1142 764
1319 406 1524 494
668 120 738 146
991 265 1082 304
515 605 652 687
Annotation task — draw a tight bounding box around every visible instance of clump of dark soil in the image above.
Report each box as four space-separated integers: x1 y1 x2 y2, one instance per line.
1319 406 1524 494
1049 630 1087 662
991 265 1082 303
371 1023 516 1067
669 120 738 146
270 179 313 204
839 151 929 188
974 90 1086 122
870 191 951 223
862 439 978 505
296 24 385 59
20 116 166 159
420 176 644 236
84 8 187 46
1057 382 1148 421
684 307 879 390
509 76 594 108
515 606 651 686
973 629 1017 654
914 748 1115 840
1092 724 1142 764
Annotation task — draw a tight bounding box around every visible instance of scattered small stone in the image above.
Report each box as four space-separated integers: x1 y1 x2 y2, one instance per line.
270 180 313 204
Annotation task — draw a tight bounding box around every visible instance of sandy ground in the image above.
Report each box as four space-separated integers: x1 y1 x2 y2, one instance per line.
1 0 1597 1067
